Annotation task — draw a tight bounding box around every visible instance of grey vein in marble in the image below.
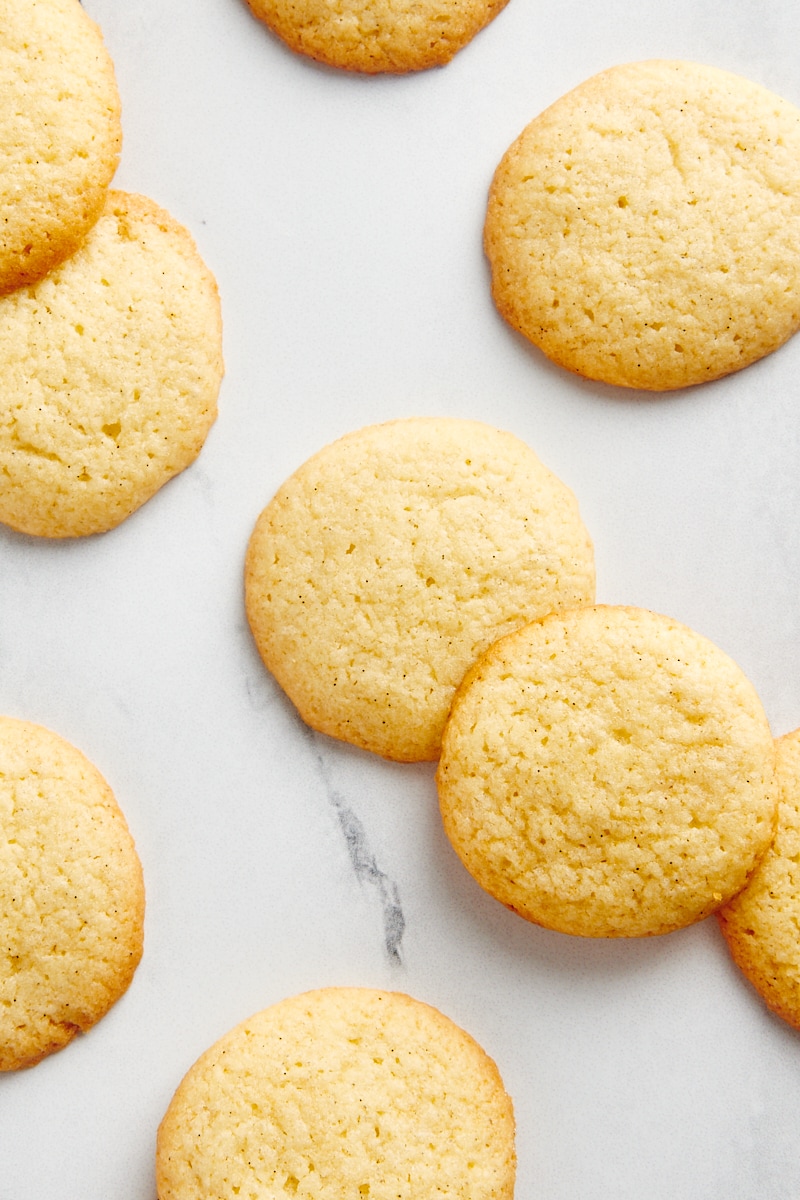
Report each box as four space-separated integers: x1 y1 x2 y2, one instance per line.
312 737 406 966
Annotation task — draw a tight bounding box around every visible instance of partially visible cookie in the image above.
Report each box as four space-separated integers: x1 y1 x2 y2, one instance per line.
245 417 595 762
437 605 777 937
0 190 223 538
0 717 144 1070
484 60 800 390
156 987 516 1200
0 0 122 294
245 0 509 73
718 727 800 1030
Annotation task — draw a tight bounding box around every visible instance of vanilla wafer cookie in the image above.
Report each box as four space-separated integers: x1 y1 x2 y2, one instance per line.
438 605 777 937
156 987 515 1200
0 717 144 1070
0 0 122 294
0 191 223 538
245 0 509 73
484 60 800 390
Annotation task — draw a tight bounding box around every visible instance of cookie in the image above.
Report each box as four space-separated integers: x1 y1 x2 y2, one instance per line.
718 727 800 1030
245 417 595 762
245 0 509 73
0 717 144 1070
0 0 122 294
156 987 516 1200
437 605 777 938
0 190 223 538
484 60 800 391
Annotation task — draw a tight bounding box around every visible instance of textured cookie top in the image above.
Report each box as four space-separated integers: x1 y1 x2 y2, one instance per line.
484 60 800 390
0 717 144 1071
245 417 595 762
0 0 122 294
718 728 800 1030
156 987 515 1200
0 191 223 538
438 605 777 937
245 0 509 73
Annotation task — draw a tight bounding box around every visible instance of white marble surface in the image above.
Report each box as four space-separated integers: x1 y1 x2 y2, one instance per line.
2 0 800 1196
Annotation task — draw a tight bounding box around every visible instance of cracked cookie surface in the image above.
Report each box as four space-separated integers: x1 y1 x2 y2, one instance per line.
484 60 800 390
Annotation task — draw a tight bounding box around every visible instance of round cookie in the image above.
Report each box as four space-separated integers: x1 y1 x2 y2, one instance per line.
156 987 516 1200
0 717 144 1070
718 727 800 1030
437 605 777 938
245 0 509 73
245 417 595 762
0 0 122 294
484 60 800 391
0 190 223 538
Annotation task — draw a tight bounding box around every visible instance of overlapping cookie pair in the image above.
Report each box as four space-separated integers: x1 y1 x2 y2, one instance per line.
0 0 223 539
245 415 799 1029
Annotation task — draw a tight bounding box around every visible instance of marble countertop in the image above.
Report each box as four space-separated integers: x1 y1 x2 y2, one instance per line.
2 0 800 1196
